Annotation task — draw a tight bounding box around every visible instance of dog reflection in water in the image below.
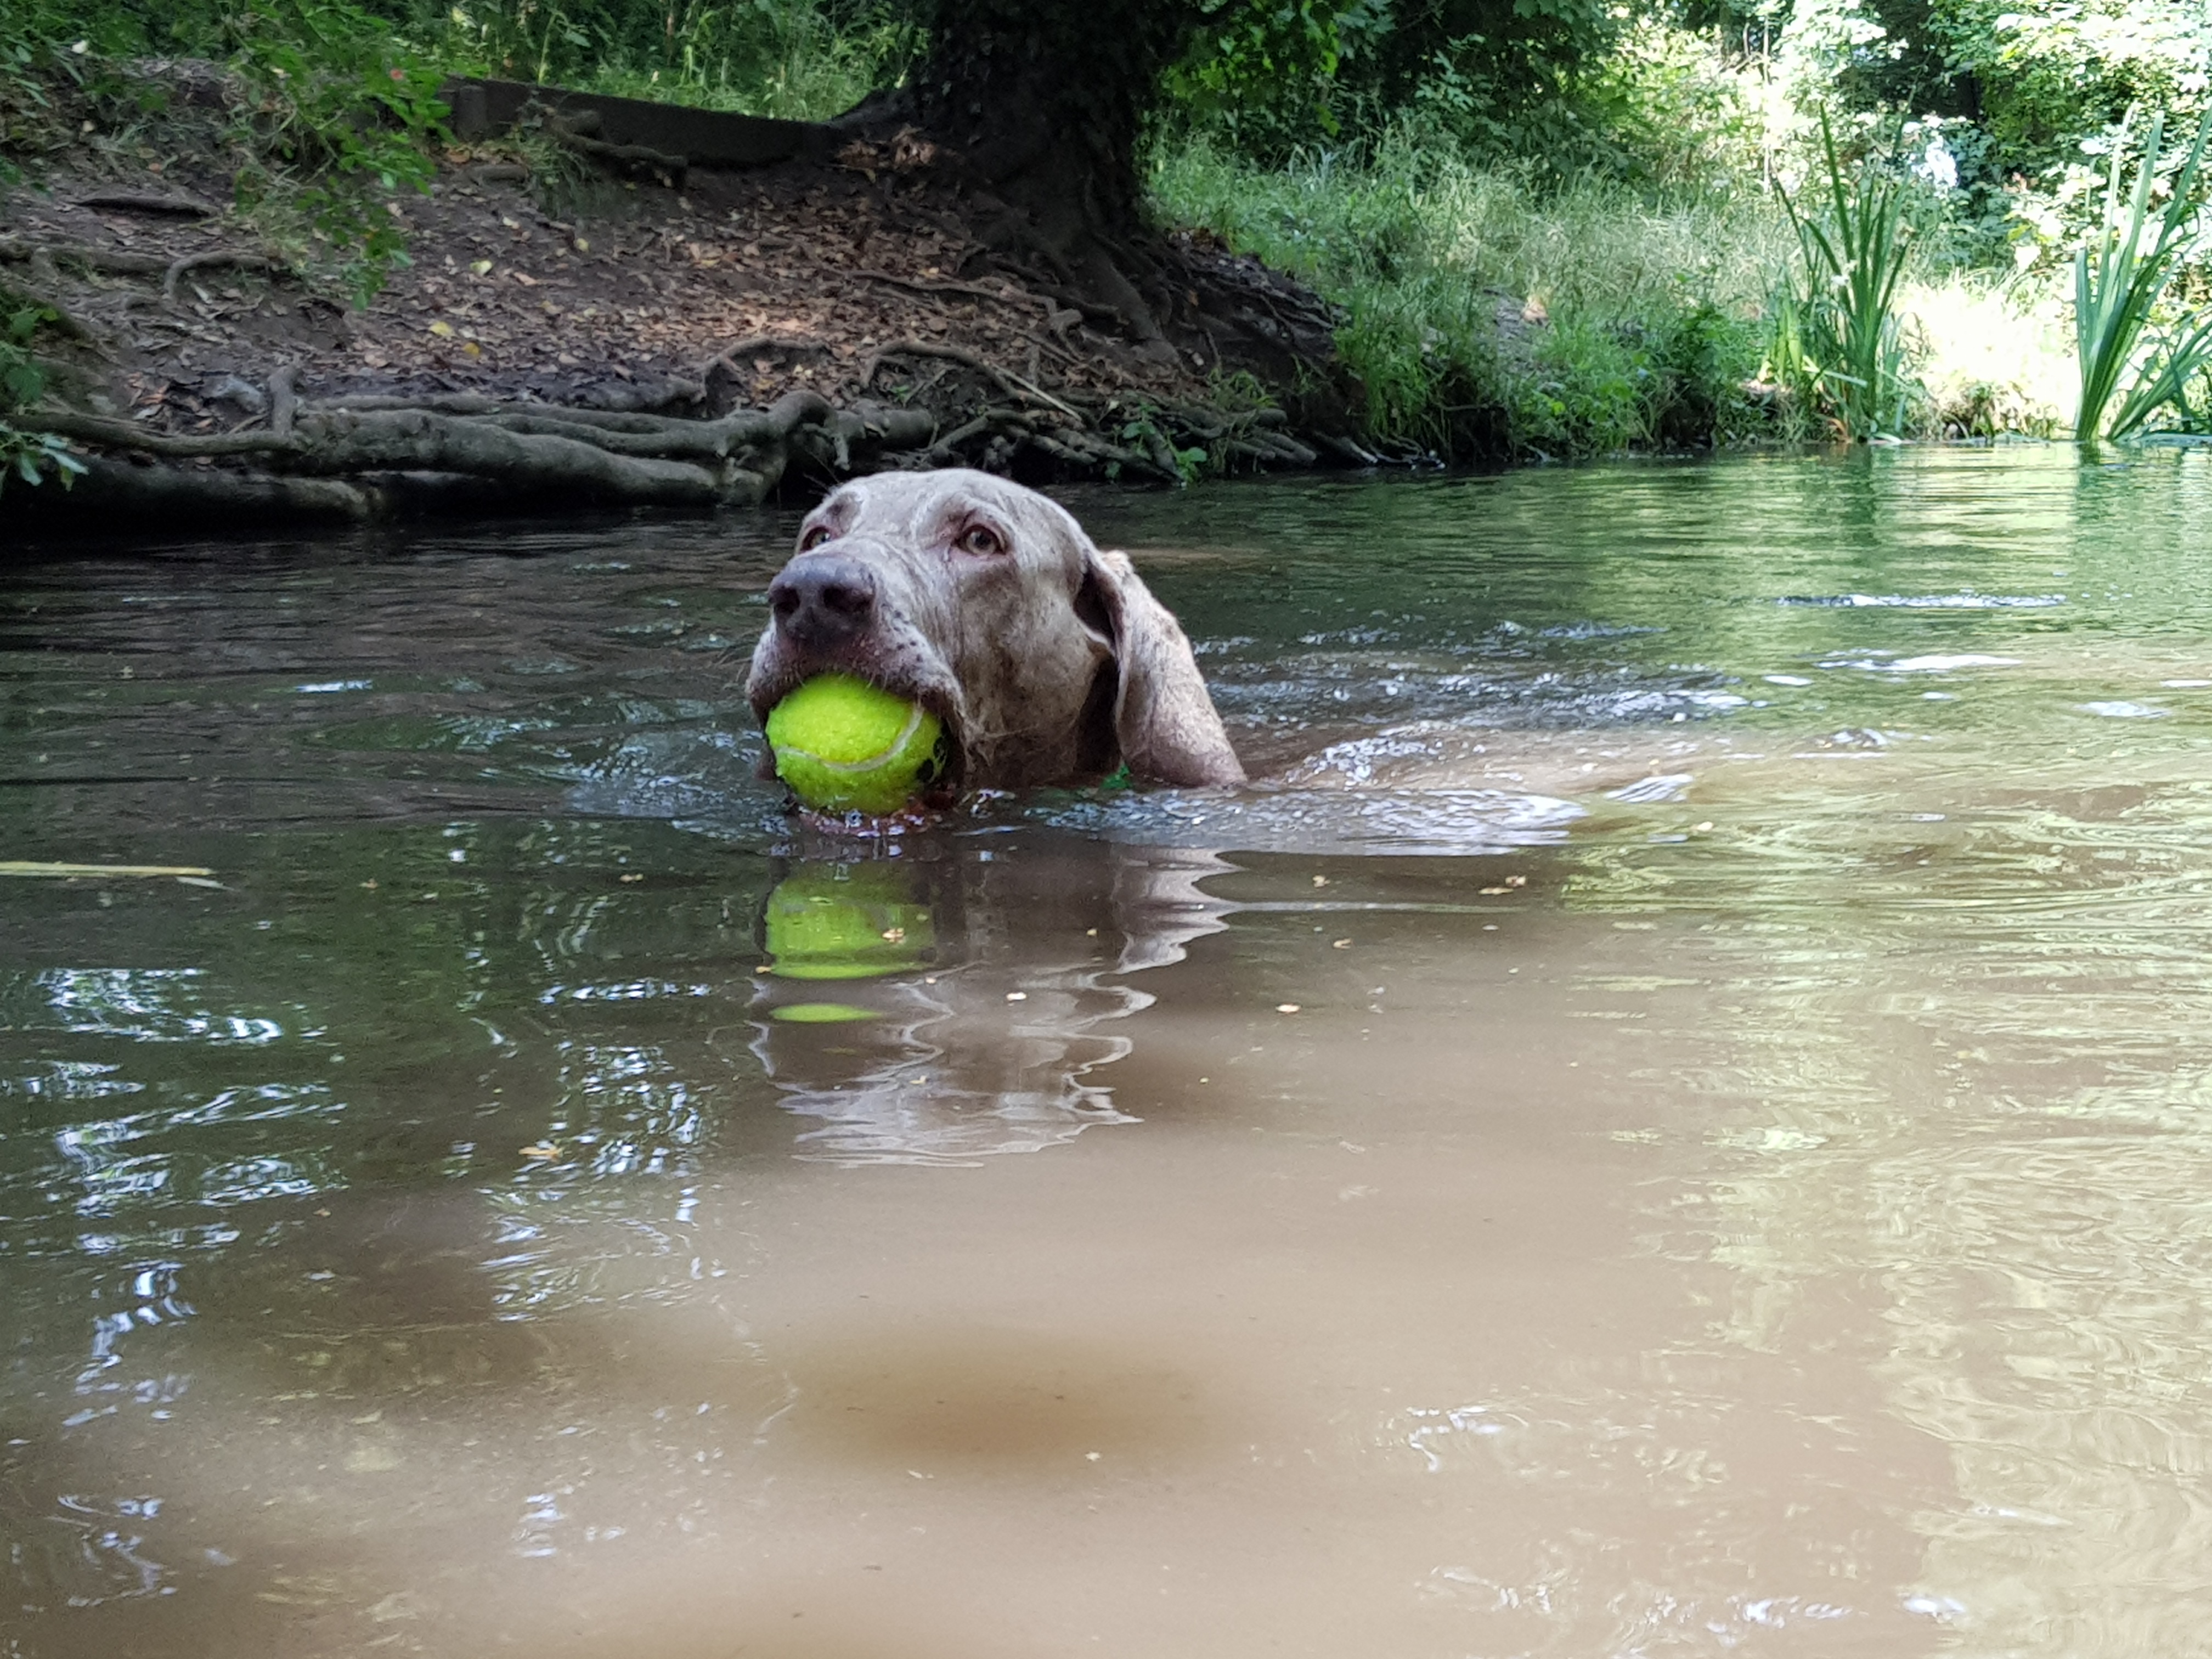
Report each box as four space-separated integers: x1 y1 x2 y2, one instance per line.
746 842 1229 1166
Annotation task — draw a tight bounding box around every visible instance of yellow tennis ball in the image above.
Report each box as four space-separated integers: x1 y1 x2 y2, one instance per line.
764 674 946 816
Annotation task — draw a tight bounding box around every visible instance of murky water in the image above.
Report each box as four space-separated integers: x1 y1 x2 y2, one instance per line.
8 446 2212 1657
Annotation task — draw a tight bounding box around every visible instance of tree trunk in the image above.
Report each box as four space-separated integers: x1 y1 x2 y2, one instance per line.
915 0 1201 347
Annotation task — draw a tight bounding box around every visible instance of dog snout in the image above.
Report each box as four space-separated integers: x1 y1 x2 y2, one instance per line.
769 552 877 648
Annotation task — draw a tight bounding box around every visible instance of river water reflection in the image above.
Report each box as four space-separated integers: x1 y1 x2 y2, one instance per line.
7 446 2212 1656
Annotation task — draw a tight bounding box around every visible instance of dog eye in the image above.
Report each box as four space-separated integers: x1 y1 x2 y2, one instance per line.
957 524 1005 557
798 523 833 551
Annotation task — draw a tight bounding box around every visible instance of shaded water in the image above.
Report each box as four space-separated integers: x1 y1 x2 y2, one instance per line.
7 447 2212 1656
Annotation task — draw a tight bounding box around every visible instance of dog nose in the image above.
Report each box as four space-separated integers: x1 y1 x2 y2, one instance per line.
769 554 876 646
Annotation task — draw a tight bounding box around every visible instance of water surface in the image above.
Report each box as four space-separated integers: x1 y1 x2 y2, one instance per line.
7 446 2212 1656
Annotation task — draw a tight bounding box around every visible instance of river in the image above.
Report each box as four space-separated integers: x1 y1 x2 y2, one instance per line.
6 445 2212 1656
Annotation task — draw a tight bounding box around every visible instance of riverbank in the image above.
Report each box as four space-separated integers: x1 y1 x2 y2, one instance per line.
2 66 1350 532
0 26 2111 537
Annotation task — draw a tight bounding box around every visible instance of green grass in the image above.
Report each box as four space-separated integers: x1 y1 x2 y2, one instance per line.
1152 129 1793 458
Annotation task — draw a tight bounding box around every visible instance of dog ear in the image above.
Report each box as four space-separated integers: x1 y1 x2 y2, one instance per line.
1080 548 1246 787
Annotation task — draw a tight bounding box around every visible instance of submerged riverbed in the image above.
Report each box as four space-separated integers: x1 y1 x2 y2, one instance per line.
7 447 2212 1657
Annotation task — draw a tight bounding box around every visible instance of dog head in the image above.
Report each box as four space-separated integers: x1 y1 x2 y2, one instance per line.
746 469 1245 798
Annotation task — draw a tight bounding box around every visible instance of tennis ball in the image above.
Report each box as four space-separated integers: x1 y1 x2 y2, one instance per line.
765 674 946 816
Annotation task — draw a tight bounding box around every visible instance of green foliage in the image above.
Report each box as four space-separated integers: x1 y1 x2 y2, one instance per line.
1165 0 1383 154
1157 0 1637 172
1759 0 2212 278
2072 106 2212 443
228 0 450 301
1770 115 1918 438
1336 0 1627 162
0 302 85 496
1572 16 1765 189
415 0 918 120
1 0 449 302
1105 405 1209 483
1936 0 2211 183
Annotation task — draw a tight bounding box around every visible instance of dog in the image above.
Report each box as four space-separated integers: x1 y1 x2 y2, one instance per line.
746 469 1245 804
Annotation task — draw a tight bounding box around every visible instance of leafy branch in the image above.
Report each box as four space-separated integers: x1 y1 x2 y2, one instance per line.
223 0 451 302
0 300 84 496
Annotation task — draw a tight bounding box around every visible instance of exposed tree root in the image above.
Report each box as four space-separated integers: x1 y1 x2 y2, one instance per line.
18 346 1321 529
73 193 219 219
17 383 961 527
539 105 688 189
162 250 283 302
33 410 296 458
859 340 1078 417
1 236 171 278
3 234 289 319
55 455 376 522
849 268 1049 315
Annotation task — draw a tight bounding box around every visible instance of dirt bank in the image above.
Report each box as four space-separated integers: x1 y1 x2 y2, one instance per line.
3 74 1369 533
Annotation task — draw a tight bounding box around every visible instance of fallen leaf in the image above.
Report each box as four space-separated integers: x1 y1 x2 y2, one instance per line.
469 259 493 276
428 320 454 337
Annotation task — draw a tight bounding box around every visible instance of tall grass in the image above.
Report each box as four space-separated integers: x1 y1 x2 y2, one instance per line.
2072 106 2212 442
1153 129 1792 456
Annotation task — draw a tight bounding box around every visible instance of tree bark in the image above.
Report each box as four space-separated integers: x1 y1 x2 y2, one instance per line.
915 0 1203 346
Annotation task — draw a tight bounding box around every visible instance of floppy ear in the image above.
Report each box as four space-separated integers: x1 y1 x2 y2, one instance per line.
1081 548 1246 787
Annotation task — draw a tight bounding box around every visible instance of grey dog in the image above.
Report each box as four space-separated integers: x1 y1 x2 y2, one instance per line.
747 469 1246 804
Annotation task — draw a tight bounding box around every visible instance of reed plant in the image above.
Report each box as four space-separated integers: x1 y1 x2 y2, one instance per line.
1769 116 1917 441
2071 107 2212 443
